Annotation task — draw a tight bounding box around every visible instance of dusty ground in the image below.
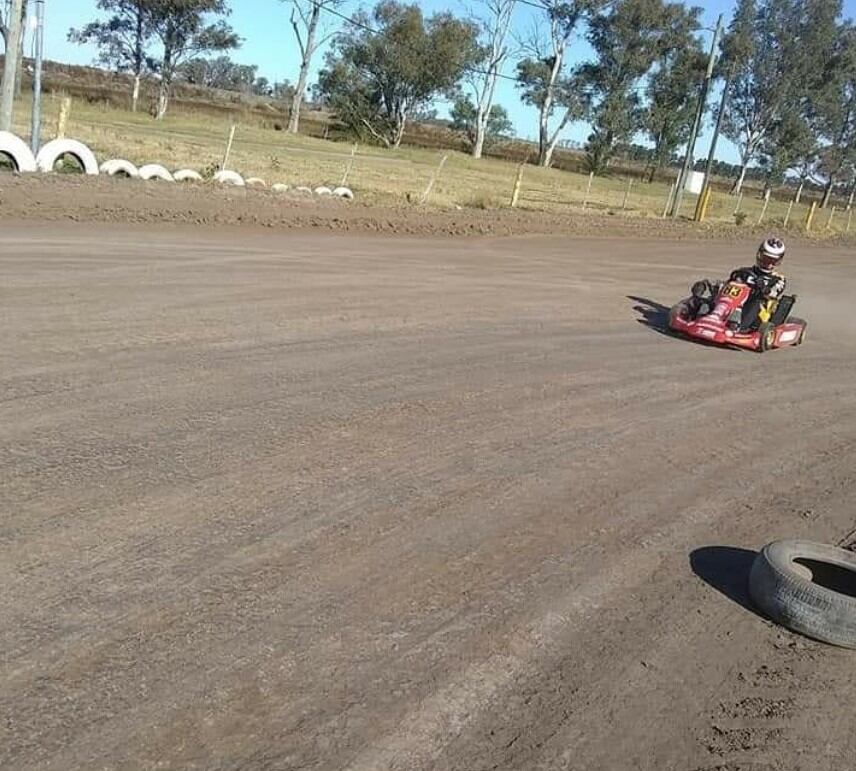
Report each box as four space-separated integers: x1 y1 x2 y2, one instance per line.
2 173 854 244
1 221 855 771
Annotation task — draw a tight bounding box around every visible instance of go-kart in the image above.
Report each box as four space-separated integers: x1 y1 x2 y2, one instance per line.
668 279 807 352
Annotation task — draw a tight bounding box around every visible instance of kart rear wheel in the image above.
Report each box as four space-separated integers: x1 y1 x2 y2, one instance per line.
790 318 808 346
758 323 776 353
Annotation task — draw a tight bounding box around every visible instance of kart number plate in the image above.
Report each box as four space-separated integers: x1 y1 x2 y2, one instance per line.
724 284 743 298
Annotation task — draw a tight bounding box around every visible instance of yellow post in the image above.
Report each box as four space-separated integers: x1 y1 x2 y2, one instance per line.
510 162 524 208
826 206 837 231
805 201 818 231
783 200 794 228
56 96 72 138
698 186 713 222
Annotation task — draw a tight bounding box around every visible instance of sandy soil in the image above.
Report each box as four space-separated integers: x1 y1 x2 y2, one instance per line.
1 222 855 771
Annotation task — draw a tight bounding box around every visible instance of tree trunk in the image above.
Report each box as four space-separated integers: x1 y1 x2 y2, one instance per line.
473 75 499 160
156 76 170 120
12 1 24 97
132 73 141 113
392 113 407 149
821 176 835 209
289 4 320 135
538 49 564 167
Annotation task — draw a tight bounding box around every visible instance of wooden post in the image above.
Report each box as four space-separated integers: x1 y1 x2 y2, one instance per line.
847 207 853 233
419 154 448 205
696 186 713 222
783 199 794 228
805 201 818 231
510 162 525 208
756 189 771 225
662 182 676 218
621 178 633 211
826 206 837 231
582 171 594 209
222 125 237 171
56 97 72 138
341 143 358 187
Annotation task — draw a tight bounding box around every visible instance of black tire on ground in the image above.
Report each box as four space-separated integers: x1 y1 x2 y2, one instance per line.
758 322 776 352
789 317 808 345
748 540 856 648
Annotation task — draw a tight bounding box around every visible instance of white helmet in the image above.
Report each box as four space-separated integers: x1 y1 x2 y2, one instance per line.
757 237 785 273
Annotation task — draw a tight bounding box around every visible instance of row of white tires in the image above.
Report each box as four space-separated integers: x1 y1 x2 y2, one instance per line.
1 131 354 198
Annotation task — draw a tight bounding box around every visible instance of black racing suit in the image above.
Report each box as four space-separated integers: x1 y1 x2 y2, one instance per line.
689 267 787 330
728 266 787 330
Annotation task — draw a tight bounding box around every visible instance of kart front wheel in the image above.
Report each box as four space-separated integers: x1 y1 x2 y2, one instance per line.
668 302 688 329
758 323 776 352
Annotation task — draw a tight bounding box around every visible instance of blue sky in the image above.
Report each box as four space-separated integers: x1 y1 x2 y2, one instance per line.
31 0 856 164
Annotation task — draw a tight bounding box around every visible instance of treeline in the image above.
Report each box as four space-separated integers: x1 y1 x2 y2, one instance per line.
50 0 856 203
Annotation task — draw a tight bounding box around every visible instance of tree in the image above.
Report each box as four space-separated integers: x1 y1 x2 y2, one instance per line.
1 0 27 97
516 0 601 167
643 24 706 180
317 2 480 148
178 55 257 91
69 0 157 112
464 0 516 159
720 0 835 196
758 109 817 196
450 95 513 151
811 22 856 207
146 0 239 119
580 0 698 174
282 0 346 134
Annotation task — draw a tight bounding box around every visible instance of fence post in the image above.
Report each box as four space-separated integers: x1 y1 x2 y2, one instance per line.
419 154 448 205
222 124 237 171
805 201 818 231
696 186 712 222
581 171 595 209
662 182 676 218
341 143 358 186
783 199 794 228
847 207 853 233
510 162 525 208
756 189 771 225
621 178 633 211
56 96 72 138
826 206 837 231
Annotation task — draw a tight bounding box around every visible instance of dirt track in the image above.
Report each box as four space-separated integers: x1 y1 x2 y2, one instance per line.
2 223 855 771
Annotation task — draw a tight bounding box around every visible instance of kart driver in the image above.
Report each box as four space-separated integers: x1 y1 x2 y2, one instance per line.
689 237 787 330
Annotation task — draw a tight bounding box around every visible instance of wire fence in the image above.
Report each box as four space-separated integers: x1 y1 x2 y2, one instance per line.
6 94 855 237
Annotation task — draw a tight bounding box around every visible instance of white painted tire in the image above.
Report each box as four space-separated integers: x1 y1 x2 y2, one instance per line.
0 131 37 172
100 159 139 178
314 186 333 196
333 186 354 200
173 169 203 182
139 164 175 182
272 183 289 193
245 177 267 188
36 138 99 175
295 186 313 195
214 170 245 187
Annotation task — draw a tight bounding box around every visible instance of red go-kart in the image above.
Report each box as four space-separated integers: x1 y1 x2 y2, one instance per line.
668 280 807 352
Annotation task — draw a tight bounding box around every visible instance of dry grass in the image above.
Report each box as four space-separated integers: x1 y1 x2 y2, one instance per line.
7 94 855 236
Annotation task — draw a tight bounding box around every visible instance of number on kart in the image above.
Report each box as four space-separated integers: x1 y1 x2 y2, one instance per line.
724 284 743 297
